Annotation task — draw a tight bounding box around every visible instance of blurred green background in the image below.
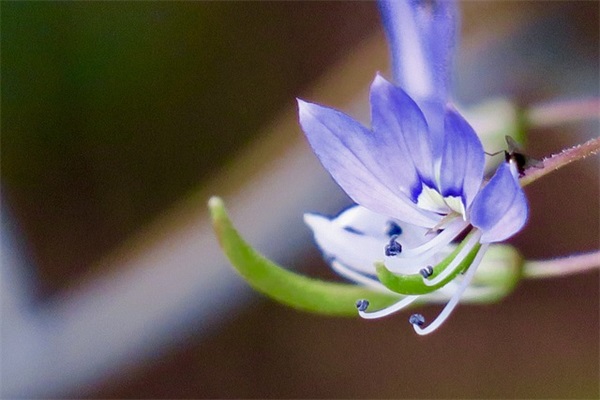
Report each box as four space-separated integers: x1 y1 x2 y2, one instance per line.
2 1 380 294
2 1 598 398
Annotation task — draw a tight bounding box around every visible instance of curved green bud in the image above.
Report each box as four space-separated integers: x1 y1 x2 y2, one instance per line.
208 196 400 316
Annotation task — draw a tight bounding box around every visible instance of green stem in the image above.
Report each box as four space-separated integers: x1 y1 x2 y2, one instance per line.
520 136 600 187
523 250 600 279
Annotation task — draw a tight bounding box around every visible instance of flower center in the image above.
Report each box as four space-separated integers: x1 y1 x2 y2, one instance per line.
416 183 466 218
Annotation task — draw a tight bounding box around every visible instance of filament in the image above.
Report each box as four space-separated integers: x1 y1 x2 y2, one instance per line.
330 260 388 292
430 281 503 302
412 243 490 335
358 295 419 319
385 219 469 271
422 230 482 287
398 218 466 257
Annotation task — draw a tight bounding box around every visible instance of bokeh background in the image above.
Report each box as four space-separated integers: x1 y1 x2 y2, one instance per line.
1 1 598 398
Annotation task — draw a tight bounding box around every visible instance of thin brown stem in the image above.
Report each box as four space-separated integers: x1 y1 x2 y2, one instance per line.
519 136 600 187
525 98 600 128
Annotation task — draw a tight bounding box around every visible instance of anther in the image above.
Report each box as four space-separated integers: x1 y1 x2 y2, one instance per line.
419 265 434 279
384 235 402 256
356 299 369 312
409 313 425 326
386 221 403 237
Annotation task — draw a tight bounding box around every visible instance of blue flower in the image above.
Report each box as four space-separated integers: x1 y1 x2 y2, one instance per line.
298 0 528 334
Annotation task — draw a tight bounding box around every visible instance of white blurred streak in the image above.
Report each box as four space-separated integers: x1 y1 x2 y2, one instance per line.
1 210 48 395
0 33 386 397
0 132 340 398
0 124 342 398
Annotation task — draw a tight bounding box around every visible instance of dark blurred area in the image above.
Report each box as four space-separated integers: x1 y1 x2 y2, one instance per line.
2 1 598 398
2 1 380 297
99 273 599 399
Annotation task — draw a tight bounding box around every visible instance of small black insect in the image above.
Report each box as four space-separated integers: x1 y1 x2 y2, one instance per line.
505 136 544 177
487 136 543 177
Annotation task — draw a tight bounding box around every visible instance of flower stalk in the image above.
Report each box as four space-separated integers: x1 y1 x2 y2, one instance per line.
520 136 600 187
524 98 600 129
523 250 600 279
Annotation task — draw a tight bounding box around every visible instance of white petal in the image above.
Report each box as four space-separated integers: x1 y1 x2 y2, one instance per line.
304 213 383 274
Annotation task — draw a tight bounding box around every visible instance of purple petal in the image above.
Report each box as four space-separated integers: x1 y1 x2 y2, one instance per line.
298 99 439 227
439 107 485 209
378 0 459 157
470 163 528 243
370 75 435 197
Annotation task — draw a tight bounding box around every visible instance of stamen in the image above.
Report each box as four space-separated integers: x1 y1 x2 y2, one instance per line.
432 281 501 302
359 295 419 319
428 212 460 233
409 313 425 326
416 281 502 303
385 219 469 271
396 218 466 257
422 230 482 287
356 299 369 312
419 265 434 278
412 243 490 335
385 235 402 256
330 260 388 291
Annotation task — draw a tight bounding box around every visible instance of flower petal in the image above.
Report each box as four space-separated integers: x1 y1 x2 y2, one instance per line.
470 163 528 243
439 107 485 209
298 99 439 227
332 205 389 239
304 207 433 275
378 0 459 157
333 205 430 248
378 0 458 104
370 75 436 195
304 212 384 275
